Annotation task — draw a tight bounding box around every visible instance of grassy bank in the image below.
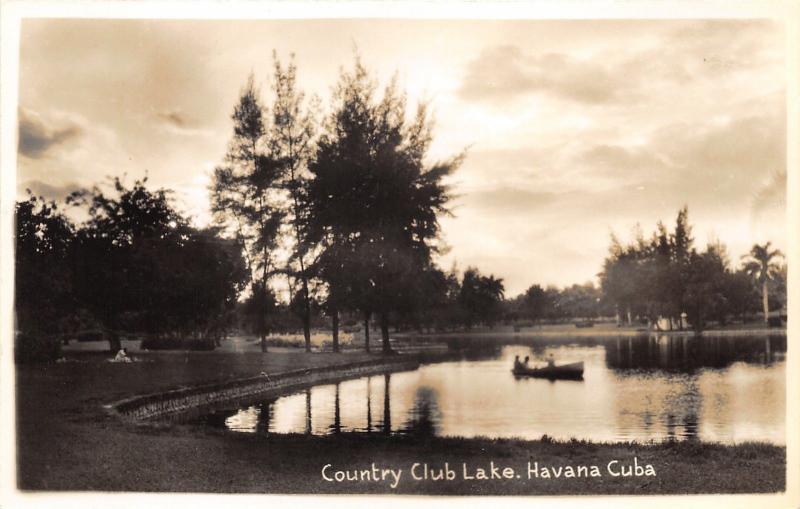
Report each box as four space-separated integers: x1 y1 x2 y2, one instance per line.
15 350 785 495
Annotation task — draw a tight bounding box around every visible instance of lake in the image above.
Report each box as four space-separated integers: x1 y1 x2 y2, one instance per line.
185 334 785 444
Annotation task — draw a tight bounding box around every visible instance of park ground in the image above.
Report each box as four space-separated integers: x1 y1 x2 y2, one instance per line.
61 321 788 354
15 330 786 495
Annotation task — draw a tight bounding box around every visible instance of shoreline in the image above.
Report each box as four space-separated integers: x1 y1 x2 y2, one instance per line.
15 348 786 494
110 356 424 421
402 327 786 340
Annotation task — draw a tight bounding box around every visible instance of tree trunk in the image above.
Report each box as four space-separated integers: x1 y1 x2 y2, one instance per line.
762 280 770 323
107 331 121 354
380 312 391 354
301 281 312 352
331 308 340 353
364 315 370 353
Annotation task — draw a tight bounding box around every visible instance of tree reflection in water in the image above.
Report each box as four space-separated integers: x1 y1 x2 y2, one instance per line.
400 386 442 437
606 334 784 372
180 336 784 444
383 373 391 435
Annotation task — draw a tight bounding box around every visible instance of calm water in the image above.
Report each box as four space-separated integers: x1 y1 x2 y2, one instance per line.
187 335 786 444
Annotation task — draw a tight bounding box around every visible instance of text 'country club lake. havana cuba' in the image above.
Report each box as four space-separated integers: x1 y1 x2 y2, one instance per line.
181 334 786 445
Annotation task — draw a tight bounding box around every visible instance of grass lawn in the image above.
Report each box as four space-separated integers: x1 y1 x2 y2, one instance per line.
14 350 785 495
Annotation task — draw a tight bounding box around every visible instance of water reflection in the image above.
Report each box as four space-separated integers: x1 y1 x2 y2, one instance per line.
605 334 784 372
402 387 443 437
383 373 391 435
184 334 785 445
305 389 311 434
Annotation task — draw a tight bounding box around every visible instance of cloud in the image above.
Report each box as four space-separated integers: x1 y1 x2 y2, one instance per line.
18 108 83 158
18 179 83 201
458 20 781 108
155 108 213 137
458 45 633 106
647 112 786 197
467 187 560 213
576 144 669 180
751 169 786 214
157 109 189 127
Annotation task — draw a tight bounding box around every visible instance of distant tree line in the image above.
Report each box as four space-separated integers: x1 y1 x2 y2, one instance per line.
503 282 612 326
500 208 786 333
598 207 786 332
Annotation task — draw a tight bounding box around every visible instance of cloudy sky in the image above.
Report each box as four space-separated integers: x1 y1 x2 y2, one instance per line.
16 18 787 296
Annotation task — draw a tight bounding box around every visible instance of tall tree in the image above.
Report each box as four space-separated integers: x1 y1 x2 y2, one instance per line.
211 76 284 346
305 57 461 353
268 53 318 352
742 242 784 323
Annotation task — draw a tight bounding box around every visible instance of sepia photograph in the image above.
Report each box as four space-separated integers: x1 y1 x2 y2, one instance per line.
1 2 797 506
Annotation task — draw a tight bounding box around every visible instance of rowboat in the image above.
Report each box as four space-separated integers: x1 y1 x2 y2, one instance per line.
512 361 584 380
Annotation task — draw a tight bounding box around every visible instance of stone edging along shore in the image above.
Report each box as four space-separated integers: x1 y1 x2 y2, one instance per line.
108 357 422 422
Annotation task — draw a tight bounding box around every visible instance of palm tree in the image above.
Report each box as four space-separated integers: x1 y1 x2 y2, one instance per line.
742 242 783 323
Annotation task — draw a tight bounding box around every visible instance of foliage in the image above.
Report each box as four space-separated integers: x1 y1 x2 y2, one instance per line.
268 53 318 349
14 333 62 364
742 241 784 322
15 193 76 339
458 267 505 329
14 178 248 358
304 56 462 350
599 206 778 330
211 76 285 340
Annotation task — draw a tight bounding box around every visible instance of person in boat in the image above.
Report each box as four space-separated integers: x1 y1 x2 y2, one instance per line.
546 354 555 368
514 355 522 370
524 355 530 366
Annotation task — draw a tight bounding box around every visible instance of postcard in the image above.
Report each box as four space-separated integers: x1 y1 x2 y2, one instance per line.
1 2 797 508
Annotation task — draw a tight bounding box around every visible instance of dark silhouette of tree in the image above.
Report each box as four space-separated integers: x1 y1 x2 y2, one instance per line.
742 242 784 323
684 245 729 332
167 228 249 341
67 177 247 350
242 282 278 350
211 76 284 346
67 177 185 350
667 207 694 327
600 207 696 329
304 57 461 353
724 269 761 321
599 234 644 325
458 267 505 329
415 266 462 332
521 284 549 326
15 193 75 360
268 53 318 352
599 206 784 330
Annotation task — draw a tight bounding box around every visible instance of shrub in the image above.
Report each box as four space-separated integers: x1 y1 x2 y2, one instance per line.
140 338 216 351
15 333 61 364
265 336 304 348
76 329 105 342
